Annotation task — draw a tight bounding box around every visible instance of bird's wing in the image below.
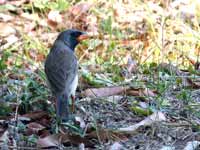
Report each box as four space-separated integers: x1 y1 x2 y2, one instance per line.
45 48 77 96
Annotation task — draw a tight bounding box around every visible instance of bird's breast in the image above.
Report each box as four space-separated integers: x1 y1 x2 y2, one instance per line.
69 74 78 96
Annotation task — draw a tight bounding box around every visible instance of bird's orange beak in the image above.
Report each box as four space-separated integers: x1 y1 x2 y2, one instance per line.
77 34 90 42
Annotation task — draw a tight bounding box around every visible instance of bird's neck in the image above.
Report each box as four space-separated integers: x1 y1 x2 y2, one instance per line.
55 40 76 52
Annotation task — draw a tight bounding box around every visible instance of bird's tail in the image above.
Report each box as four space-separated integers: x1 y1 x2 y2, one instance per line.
56 94 69 121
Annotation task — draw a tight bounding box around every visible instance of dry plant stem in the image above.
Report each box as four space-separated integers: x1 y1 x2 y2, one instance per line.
7 146 39 150
94 119 102 145
161 17 166 63
78 48 89 62
182 132 194 141
14 104 19 125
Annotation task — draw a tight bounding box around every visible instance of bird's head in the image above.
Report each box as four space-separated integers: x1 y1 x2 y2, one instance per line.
56 29 89 50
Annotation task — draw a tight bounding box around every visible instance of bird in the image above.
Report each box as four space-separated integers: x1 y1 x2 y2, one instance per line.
45 29 89 122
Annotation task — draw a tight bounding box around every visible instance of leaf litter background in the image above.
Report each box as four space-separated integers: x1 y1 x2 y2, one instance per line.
0 0 200 149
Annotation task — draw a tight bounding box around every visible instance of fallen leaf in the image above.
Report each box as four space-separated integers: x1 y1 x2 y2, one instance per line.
75 116 86 129
89 128 128 142
0 23 16 37
183 141 200 150
127 88 156 97
37 134 62 148
0 0 6 4
8 0 28 6
27 122 45 133
47 10 62 28
70 3 91 16
185 78 200 89
21 13 40 21
1 34 18 49
8 73 25 80
22 111 48 120
0 130 9 143
118 111 166 134
0 13 13 22
110 142 123 150
79 143 85 150
83 86 129 98
141 88 156 97
160 146 175 150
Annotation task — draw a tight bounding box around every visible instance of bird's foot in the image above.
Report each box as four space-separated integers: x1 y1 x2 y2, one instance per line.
70 95 76 113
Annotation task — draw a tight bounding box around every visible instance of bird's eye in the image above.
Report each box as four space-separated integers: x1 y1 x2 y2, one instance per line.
72 32 82 37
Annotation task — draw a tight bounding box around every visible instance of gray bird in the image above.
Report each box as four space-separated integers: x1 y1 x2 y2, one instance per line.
45 29 89 121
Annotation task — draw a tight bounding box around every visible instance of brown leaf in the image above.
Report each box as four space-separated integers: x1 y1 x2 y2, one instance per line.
0 130 9 143
0 23 16 37
186 78 200 89
127 88 156 97
8 0 28 6
0 13 14 22
47 10 62 29
27 122 45 134
37 133 88 148
47 20 57 29
141 88 156 97
70 3 91 16
38 126 128 148
118 112 166 134
83 86 130 98
88 128 128 142
1 34 18 49
0 0 6 4
37 134 63 148
21 13 40 21
8 73 25 80
110 142 123 150
22 111 49 121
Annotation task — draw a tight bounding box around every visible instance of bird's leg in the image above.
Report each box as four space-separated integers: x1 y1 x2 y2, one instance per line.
57 95 69 122
56 97 62 120
71 95 75 113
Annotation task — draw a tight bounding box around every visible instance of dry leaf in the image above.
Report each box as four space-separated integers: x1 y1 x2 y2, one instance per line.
75 116 86 129
37 133 86 148
21 13 40 21
83 86 129 98
118 111 166 134
127 88 156 97
79 143 85 150
0 13 14 22
160 146 175 150
27 122 45 133
0 130 9 143
0 0 6 4
22 111 48 120
0 23 16 37
185 78 200 89
183 141 200 150
70 3 91 16
110 142 123 150
37 134 63 148
48 10 62 23
1 34 18 49
141 88 156 97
